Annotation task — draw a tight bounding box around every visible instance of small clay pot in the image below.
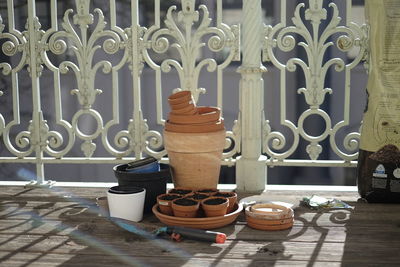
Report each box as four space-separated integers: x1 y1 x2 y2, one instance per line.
172 198 200 218
168 91 193 105
201 197 229 217
168 188 193 196
214 191 237 213
157 193 181 216
196 188 219 196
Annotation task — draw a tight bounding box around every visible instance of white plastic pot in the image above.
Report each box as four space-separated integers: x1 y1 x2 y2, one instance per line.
107 186 146 222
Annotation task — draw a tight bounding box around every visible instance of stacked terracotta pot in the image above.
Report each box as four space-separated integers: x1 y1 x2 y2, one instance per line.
163 91 226 189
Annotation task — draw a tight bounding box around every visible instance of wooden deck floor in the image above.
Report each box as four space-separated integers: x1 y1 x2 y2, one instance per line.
1 186 400 266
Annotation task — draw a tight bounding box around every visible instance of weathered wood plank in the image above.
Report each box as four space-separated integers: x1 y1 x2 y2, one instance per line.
0 235 400 265
3 201 400 230
1 186 400 266
1 218 400 245
0 251 346 267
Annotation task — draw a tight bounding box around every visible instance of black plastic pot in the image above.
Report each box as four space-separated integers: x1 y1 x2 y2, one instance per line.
113 163 172 213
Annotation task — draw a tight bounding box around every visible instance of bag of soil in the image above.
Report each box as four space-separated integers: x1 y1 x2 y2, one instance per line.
358 145 400 203
357 0 400 202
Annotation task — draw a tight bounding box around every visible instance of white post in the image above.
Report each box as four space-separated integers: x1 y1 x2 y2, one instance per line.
236 0 267 193
27 0 45 185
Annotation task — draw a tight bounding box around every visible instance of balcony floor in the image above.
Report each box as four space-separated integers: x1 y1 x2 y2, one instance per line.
1 186 399 266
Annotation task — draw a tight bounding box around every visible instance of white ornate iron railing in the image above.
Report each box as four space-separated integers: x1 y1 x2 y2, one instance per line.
0 0 367 192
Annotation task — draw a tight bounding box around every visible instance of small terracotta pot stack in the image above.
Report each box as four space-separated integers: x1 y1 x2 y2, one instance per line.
163 90 226 189
245 203 294 231
165 91 224 133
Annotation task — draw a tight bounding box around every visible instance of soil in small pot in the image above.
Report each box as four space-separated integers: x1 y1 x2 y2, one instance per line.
203 198 226 205
174 198 198 206
169 188 193 195
196 189 218 195
187 193 209 200
214 192 234 198
159 194 181 201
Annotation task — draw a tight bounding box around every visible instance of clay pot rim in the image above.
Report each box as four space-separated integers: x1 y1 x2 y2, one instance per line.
168 107 221 125
169 103 197 115
246 215 294 230
168 90 192 102
165 119 225 133
245 206 294 220
157 193 182 201
214 191 237 198
201 196 229 206
167 188 194 195
169 99 195 110
172 198 199 206
246 214 294 225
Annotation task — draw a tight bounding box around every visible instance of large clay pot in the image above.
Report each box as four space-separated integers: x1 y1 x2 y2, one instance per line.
163 129 226 189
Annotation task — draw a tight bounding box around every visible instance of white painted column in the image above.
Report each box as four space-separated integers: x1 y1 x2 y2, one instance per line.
27 0 45 185
236 0 267 193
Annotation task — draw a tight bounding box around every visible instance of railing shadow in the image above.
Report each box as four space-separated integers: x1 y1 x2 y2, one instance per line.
340 200 400 265
0 186 243 266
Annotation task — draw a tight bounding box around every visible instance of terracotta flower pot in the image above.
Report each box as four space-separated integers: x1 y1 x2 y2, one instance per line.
163 129 226 189
214 191 237 213
171 198 200 218
157 193 181 216
201 197 229 217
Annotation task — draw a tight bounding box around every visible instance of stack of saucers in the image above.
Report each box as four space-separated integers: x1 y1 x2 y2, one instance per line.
245 203 294 231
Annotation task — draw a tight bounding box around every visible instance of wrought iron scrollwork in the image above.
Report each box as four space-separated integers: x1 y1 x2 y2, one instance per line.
262 0 368 161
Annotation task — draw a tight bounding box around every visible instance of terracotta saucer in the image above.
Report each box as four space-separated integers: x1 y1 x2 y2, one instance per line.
152 202 243 229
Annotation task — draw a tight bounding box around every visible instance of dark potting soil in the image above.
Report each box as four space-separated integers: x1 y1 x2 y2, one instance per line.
369 144 400 164
169 189 192 195
203 198 226 205
159 194 181 201
174 198 198 206
189 193 209 200
214 192 234 198
197 189 218 194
